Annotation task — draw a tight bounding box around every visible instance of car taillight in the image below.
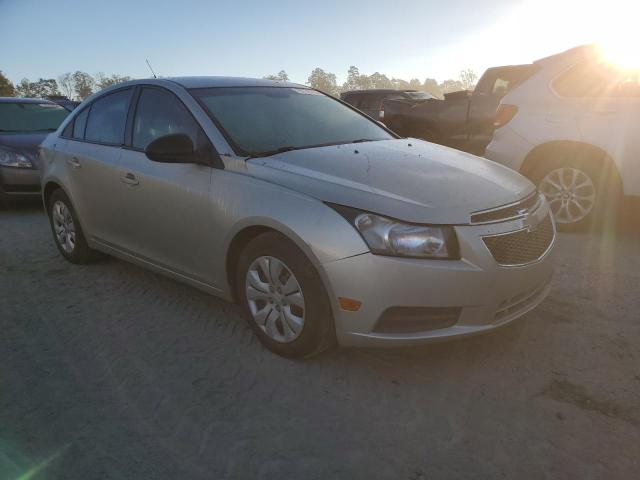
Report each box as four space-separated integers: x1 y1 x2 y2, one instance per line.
379 103 385 121
494 104 518 128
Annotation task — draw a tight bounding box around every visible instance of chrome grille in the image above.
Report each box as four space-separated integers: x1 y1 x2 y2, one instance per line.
483 215 554 266
471 193 541 224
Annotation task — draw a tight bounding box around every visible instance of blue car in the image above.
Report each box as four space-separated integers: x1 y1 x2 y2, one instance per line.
0 97 70 206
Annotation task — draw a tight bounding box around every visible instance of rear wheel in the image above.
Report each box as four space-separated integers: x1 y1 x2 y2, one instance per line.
47 189 99 263
235 231 335 358
529 147 621 232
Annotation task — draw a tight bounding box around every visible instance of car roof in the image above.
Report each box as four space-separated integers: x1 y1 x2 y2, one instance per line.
0 97 57 104
163 76 306 89
534 44 597 64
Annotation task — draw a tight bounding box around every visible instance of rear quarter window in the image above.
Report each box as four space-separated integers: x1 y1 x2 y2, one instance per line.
553 62 640 98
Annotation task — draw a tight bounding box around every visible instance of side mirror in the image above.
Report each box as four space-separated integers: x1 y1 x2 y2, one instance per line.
145 133 196 164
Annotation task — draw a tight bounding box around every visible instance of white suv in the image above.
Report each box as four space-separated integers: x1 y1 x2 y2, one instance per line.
486 45 639 231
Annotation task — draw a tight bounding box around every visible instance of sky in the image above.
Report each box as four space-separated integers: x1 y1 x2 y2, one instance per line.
1 0 637 86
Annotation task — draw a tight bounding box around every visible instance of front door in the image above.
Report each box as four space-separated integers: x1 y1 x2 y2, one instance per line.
115 86 218 285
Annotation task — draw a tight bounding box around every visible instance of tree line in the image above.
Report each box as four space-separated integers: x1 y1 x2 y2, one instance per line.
266 66 478 98
0 66 478 100
0 71 132 100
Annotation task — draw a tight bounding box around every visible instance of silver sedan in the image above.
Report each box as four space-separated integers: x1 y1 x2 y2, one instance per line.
39 77 555 357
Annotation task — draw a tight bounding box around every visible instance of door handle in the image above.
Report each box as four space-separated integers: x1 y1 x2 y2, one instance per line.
121 173 140 186
67 157 81 169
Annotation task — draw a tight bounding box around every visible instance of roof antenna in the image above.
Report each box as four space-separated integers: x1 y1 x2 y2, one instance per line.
145 59 158 78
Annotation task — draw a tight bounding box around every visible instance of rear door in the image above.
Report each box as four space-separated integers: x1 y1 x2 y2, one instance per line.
58 88 132 244
116 86 218 283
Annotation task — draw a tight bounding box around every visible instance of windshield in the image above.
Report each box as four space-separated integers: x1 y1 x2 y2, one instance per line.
191 86 394 156
405 91 434 100
0 102 69 133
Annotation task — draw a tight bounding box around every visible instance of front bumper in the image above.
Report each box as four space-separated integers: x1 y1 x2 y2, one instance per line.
322 200 555 347
0 166 41 196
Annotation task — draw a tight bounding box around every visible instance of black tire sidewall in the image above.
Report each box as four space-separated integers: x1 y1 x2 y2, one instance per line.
235 232 335 358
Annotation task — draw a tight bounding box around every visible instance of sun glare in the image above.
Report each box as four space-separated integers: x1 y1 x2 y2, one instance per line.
598 40 639 72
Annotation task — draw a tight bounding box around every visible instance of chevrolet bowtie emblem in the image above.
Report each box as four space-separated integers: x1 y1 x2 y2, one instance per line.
522 214 538 232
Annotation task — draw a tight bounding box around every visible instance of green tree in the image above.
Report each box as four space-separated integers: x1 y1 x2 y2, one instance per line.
369 72 392 89
264 70 289 81
391 78 410 90
307 68 338 96
439 79 465 94
16 78 34 97
57 73 75 99
459 69 478 90
0 71 16 96
95 73 132 90
422 78 443 98
72 71 95 100
30 78 60 98
342 66 373 91
408 78 422 90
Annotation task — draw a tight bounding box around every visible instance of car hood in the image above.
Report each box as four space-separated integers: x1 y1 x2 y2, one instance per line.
242 139 535 225
0 132 49 168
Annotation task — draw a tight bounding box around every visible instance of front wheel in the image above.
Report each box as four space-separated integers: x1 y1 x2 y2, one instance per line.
235 231 335 358
530 149 621 232
47 189 100 263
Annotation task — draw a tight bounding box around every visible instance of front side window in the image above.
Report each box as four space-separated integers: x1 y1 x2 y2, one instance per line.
191 87 393 156
0 102 69 134
132 88 200 149
85 89 132 144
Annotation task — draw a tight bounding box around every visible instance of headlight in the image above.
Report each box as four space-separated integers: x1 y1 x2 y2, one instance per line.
328 204 460 259
0 147 33 168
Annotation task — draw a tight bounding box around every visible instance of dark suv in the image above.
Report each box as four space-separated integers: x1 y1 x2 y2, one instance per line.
340 89 434 121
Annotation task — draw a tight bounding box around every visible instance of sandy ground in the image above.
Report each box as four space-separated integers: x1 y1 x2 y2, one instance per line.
1 204 639 479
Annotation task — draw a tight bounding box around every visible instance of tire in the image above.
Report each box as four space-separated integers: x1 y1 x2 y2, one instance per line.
235 231 336 358
529 146 622 232
47 189 99 264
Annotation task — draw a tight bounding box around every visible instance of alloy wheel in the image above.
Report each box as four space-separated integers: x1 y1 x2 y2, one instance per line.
539 167 596 225
52 200 76 253
245 256 305 343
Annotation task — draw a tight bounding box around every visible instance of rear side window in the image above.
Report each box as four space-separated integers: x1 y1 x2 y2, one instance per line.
85 89 132 144
476 66 537 97
341 94 355 105
62 120 73 137
132 88 201 149
360 94 384 109
72 108 89 139
553 62 640 98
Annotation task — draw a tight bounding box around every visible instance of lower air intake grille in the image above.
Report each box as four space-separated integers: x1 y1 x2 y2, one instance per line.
373 306 461 334
483 215 554 266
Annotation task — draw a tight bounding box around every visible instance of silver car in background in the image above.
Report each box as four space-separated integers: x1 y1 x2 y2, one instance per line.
39 77 555 357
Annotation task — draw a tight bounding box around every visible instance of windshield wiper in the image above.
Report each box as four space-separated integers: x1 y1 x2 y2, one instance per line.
246 139 380 159
246 146 301 159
